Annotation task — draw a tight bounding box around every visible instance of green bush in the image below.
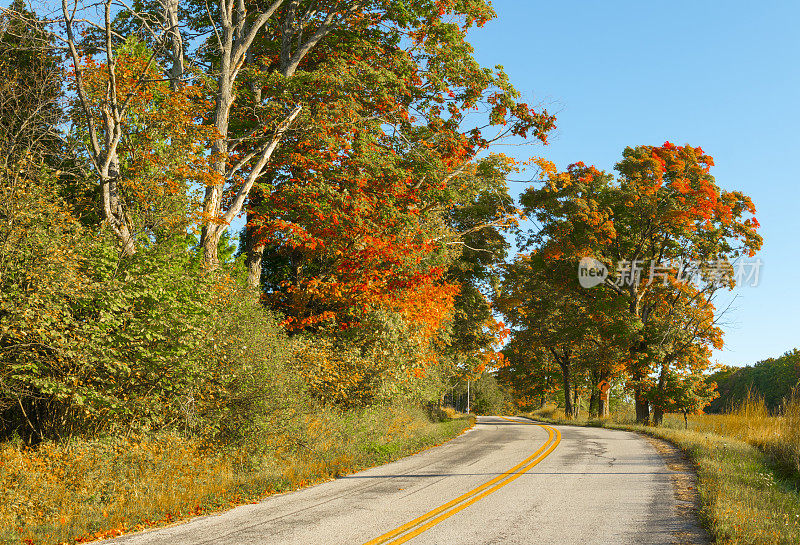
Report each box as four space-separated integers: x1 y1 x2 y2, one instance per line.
471 373 510 415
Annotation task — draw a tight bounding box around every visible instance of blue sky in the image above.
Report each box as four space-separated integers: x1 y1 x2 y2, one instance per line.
466 1 800 367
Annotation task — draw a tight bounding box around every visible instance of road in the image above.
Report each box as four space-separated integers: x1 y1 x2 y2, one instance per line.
103 416 707 545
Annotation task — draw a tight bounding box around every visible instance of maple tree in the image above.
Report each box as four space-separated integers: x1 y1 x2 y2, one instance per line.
497 343 560 411
646 369 719 429
235 2 554 388
610 143 761 422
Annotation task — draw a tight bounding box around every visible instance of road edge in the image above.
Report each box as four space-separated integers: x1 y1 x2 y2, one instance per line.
92 414 477 544
515 415 711 544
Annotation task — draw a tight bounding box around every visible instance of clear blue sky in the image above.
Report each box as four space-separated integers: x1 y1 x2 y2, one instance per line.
466 1 800 367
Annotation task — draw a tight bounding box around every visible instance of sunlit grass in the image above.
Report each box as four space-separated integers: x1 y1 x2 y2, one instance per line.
0 405 474 545
664 391 800 481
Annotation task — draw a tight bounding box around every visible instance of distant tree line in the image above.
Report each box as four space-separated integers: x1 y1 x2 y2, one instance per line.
705 349 800 413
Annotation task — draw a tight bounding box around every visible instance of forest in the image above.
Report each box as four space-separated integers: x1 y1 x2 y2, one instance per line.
0 0 771 442
0 0 550 443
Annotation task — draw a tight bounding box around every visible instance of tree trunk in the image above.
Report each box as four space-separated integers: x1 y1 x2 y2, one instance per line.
201 225 222 269
652 406 664 426
246 240 265 289
560 362 573 419
652 362 669 426
102 144 136 256
598 396 610 419
589 369 600 418
573 383 581 419
634 387 650 424
245 186 266 289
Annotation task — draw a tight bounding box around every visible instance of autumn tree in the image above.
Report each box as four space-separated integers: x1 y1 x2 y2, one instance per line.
244 4 553 335
444 155 519 377
497 252 631 418
647 369 718 428
70 36 215 245
609 143 761 421
635 278 725 425
498 343 560 411
511 144 762 423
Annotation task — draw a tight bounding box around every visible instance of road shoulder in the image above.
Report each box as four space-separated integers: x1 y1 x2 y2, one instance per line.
644 435 711 545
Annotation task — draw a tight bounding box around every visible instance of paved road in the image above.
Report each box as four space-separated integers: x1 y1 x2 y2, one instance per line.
103 416 706 545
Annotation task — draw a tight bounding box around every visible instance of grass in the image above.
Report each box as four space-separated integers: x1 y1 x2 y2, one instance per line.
0 404 474 545
524 396 800 545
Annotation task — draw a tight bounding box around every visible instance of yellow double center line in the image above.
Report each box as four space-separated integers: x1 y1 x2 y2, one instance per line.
362 417 561 545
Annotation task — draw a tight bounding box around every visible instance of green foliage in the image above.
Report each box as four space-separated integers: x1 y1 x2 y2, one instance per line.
0 164 95 439
646 369 719 423
0 159 297 441
470 373 510 415
291 309 450 408
195 285 301 447
706 350 800 413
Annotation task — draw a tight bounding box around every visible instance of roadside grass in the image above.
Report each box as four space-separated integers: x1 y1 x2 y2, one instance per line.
0 404 474 545
523 400 800 545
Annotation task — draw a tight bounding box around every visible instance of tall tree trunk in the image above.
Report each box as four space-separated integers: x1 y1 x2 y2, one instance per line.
102 153 136 256
634 387 650 424
559 361 573 419
652 361 669 426
202 86 231 269
573 383 581 419
245 186 266 289
246 237 265 289
629 293 651 423
201 225 222 270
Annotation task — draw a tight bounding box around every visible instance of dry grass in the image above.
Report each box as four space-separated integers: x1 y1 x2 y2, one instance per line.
0 434 233 544
524 395 800 545
0 405 474 545
665 391 800 481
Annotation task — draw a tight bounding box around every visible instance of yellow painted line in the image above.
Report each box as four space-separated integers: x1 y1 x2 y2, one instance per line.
362 417 561 545
362 419 554 545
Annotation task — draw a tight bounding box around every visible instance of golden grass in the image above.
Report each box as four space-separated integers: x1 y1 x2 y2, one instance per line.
0 405 474 545
639 426 800 545
667 391 800 480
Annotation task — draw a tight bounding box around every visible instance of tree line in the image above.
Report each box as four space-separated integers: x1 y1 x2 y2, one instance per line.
0 0 552 442
496 149 762 424
706 349 800 413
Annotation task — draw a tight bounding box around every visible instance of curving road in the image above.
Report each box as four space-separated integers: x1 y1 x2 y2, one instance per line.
102 416 707 545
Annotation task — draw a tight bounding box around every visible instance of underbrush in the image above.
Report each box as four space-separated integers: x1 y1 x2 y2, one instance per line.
0 405 474 545
524 396 800 545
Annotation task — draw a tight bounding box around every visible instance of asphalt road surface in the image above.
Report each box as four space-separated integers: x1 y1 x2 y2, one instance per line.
102 416 707 545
